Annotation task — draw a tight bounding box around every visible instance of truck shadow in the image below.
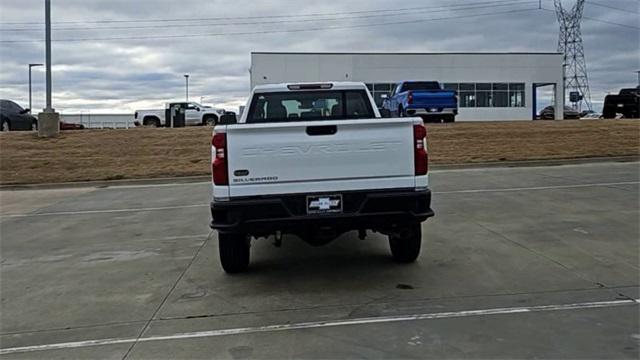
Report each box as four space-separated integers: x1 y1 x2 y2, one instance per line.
234 232 430 293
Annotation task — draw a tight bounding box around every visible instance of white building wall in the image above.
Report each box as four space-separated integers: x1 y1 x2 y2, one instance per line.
250 52 564 121
60 113 134 128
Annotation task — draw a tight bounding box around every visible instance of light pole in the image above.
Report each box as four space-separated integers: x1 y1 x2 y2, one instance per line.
28 63 43 112
38 0 59 137
44 0 52 112
184 74 189 102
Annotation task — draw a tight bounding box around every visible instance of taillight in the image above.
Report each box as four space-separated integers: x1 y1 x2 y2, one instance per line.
413 124 428 175
212 132 228 185
408 91 414 105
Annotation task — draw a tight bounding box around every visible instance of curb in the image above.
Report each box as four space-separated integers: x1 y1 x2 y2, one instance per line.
428 155 639 170
1 156 638 191
0 175 211 191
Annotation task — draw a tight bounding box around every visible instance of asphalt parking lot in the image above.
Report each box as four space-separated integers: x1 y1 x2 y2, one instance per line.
1 161 638 359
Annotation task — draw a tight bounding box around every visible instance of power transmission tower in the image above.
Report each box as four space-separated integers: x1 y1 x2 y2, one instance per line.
554 0 592 111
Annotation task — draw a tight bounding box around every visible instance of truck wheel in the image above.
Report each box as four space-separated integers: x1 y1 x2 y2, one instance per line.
389 224 422 263
218 233 250 273
143 117 161 127
203 115 217 126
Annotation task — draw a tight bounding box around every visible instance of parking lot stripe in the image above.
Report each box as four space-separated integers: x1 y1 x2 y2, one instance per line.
1 298 637 355
0 181 637 219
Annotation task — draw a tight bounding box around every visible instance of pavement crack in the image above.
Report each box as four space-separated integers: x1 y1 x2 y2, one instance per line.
121 231 212 360
474 221 599 286
0 319 149 336
305 328 423 359
616 292 638 302
538 172 637 192
149 286 640 326
345 293 395 318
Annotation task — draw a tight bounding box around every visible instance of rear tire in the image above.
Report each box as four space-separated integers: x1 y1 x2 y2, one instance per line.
143 117 161 127
203 115 217 126
219 233 250 273
389 224 422 263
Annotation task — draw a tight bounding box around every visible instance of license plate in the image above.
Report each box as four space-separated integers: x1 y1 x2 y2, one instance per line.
307 194 343 214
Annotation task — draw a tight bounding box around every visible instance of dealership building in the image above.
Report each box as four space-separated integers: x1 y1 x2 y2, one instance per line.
250 52 564 121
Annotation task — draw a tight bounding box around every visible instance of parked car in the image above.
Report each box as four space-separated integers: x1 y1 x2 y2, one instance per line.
0 100 37 131
602 87 639 119
210 82 434 273
0 100 87 132
382 81 458 123
580 110 595 118
580 112 602 120
539 105 580 120
60 122 85 130
134 102 225 127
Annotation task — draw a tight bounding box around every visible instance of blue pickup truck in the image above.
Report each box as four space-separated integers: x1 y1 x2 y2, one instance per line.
382 81 458 123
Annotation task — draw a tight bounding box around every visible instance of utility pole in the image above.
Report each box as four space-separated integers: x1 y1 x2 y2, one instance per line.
554 0 592 111
28 63 43 113
184 74 190 102
38 0 59 137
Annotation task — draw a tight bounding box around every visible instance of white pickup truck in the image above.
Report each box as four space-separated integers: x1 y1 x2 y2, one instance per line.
210 82 434 273
134 102 225 127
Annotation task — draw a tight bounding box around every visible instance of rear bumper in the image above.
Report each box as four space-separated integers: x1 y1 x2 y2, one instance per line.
406 107 458 116
210 188 434 235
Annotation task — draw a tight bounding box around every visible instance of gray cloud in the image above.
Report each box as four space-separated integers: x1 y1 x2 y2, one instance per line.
0 0 638 113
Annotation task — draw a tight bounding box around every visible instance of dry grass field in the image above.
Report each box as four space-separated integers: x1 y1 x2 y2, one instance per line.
0 120 638 185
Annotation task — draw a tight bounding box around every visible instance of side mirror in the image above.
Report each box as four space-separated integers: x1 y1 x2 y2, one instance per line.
20 108 30 114
196 107 200 111
219 114 237 125
379 109 391 118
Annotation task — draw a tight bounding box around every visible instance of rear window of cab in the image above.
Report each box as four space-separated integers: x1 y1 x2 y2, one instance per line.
247 90 375 123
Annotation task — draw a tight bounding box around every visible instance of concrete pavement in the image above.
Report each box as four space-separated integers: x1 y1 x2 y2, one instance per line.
0 162 638 359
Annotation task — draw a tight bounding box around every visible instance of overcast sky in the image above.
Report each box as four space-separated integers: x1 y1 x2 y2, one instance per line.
0 0 638 113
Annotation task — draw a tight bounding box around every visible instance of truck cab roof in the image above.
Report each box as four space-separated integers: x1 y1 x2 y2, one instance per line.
252 82 369 93
619 88 639 96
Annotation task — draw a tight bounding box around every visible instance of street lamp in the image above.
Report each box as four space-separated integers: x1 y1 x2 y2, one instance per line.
38 0 59 138
28 63 43 113
44 0 53 112
184 74 189 102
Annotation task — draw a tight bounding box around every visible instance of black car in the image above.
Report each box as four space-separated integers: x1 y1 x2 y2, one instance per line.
538 105 580 120
0 100 37 131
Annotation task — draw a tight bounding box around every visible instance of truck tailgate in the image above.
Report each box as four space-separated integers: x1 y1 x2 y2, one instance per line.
225 118 416 197
412 90 457 108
